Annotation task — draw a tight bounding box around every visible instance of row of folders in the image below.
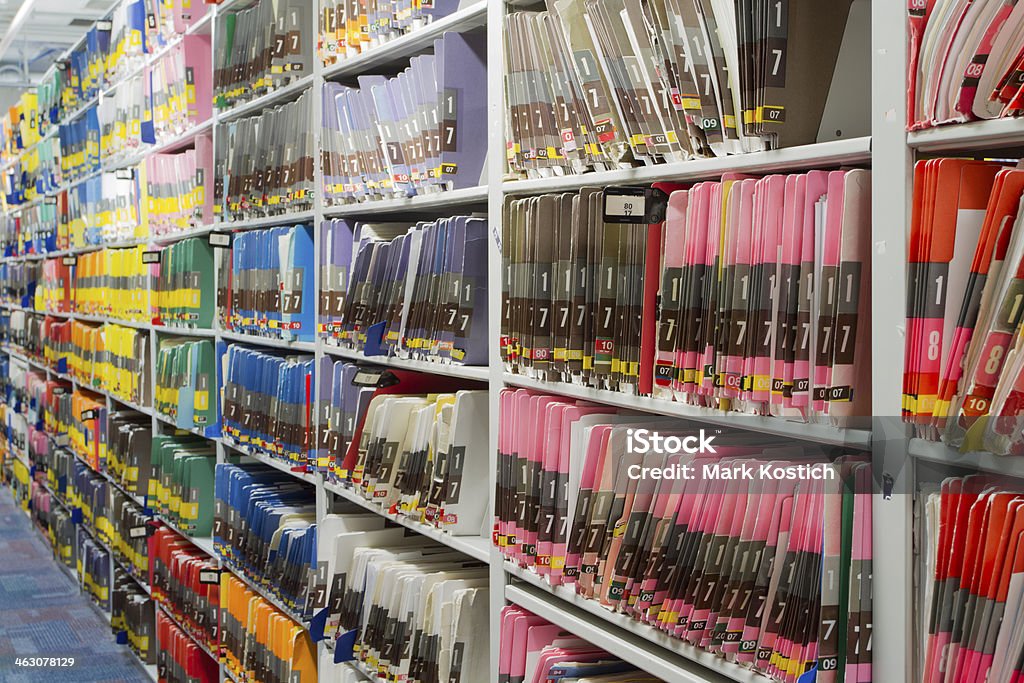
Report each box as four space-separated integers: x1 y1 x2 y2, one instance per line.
25 465 318 683
502 170 872 425
4 34 212 204
495 388 872 683
3 138 213 252
904 159 1024 456
1 216 490 364
908 0 1024 129
7 354 491 537
1 0 209 157
9 362 879 683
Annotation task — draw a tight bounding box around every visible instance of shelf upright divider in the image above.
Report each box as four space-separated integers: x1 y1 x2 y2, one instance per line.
871 1 913 681
486 0 507 681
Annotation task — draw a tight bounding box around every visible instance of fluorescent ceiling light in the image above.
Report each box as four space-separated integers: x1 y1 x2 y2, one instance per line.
0 0 40 64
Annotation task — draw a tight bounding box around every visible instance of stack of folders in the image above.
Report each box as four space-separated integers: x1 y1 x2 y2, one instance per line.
213 0 312 111
31 481 75 563
153 237 215 329
325 378 490 539
0 260 39 307
213 463 317 616
13 202 60 255
71 459 108 538
154 338 217 432
322 364 479 477
97 323 150 406
42 317 71 371
503 1 864 177
100 37 213 164
156 607 221 683
503 171 872 427
222 345 316 466
223 225 316 342
140 140 214 236
64 25 107 109
318 0 477 64
37 257 72 313
904 161 1024 454
146 35 212 143
317 530 489 683
908 3 1024 129
64 389 107 469
42 379 70 437
220 570 318 683
58 107 102 182
5 310 45 354
68 321 105 389
144 0 210 49
149 434 216 538
4 90 40 152
7 457 30 510
36 69 61 134
216 95 314 222
920 476 1024 683
28 480 54 532
106 410 152 497
319 219 353 335
79 532 112 609
151 525 221 657
108 482 153 583
2 136 62 204
496 389 873 682
321 31 486 206
65 172 141 246
105 0 148 83
31 136 64 196
112 567 156 665
0 215 17 257
499 606 661 682
323 217 488 366
74 246 151 321
98 73 146 161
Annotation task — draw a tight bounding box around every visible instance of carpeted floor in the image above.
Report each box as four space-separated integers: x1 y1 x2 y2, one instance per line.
0 485 150 682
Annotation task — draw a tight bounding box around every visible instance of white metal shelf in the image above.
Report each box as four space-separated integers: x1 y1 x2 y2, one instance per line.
221 436 320 485
0 223 217 264
219 330 316 352
101 118 215 173
502 137 872 195
215 74 315 123
152 325 218 338
504 578 758 683
323 2 487 80
154 511 218 559
908 118 1024 153
503 374 872 448
909 437 1024 479
323 479 492 563
211 209 316 232
322 343 489 381
322 185 488 217
153 411 217 441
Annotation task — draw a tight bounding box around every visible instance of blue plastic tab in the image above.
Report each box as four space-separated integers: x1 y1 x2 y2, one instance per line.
363 321 388 357
333 629 358 663
309 607 328 642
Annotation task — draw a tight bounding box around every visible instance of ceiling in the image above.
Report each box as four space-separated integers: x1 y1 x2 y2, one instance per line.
0 0 115 84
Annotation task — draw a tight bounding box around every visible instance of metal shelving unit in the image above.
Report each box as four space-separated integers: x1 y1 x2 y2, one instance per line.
0 0 943 682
